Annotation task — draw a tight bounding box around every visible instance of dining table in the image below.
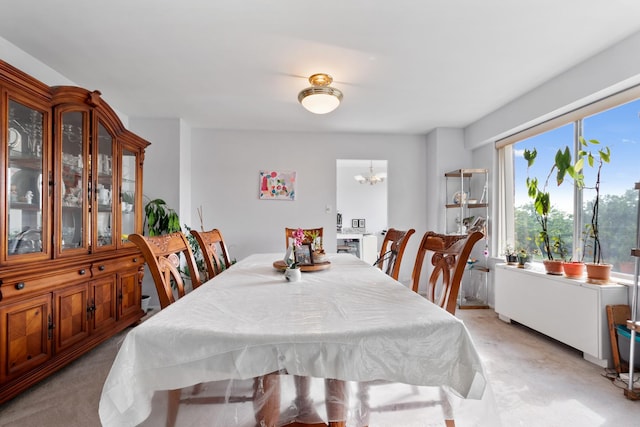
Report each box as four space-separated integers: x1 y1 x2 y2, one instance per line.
99 253 497 426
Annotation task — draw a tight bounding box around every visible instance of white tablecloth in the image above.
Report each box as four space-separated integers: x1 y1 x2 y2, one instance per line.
99 253 492 426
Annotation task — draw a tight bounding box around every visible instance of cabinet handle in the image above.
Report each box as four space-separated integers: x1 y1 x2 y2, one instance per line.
48 314 54 340
133 258 138 262
15 282 25 290
79 269 86 275
99 265 106 271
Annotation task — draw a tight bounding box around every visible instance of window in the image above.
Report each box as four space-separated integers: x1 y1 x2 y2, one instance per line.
513 124 576 259
503 95 640 275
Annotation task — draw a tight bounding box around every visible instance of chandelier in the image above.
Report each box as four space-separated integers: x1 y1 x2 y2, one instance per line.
298 73 343 114
354 161 387 185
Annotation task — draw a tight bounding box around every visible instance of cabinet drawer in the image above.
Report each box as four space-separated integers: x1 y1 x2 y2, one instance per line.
1 266 91 300
91 256 144 278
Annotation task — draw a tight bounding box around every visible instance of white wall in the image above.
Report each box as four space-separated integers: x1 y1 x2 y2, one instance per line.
425 128 473 232
129 118 184 216
0 37 74 87
465 30 640 148
0 36 130 126
189 129 429 284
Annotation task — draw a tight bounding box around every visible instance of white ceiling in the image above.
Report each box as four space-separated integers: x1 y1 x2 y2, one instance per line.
2 0 640 135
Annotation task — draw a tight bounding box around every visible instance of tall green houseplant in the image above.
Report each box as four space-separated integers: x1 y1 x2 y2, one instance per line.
144 198 181 236
578 137 611 265
524 146 584 261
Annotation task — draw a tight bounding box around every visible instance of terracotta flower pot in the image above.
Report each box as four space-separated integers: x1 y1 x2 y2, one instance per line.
585 263 612 284
562 261 584 279
543 259 564 275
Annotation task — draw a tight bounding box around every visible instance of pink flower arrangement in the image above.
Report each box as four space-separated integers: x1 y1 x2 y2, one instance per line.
292 228 305 247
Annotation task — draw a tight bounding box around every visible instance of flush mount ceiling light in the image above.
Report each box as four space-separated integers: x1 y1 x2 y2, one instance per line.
298 73 343 114
354 161 387 185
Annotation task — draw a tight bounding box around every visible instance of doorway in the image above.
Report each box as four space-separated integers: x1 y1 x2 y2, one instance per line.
336 159 388 262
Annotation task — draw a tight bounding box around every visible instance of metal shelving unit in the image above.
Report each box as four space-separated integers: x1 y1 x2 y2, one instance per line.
444 169 490 309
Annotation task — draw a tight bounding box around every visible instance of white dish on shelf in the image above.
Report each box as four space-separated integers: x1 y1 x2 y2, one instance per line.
452 191 467 204
467 198 478 204
8 127 22 151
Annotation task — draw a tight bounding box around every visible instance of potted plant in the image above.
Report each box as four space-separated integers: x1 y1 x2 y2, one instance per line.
562 245 585 279
143 198 181 236
524 146 584 274
140 197 181 305
516 248 531 268
503 244 518 265
181 224 207 281
578 137 612 283
283 228 305 282
305 229 327 263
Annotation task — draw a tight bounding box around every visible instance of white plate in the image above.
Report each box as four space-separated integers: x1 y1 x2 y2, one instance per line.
8 128 22 150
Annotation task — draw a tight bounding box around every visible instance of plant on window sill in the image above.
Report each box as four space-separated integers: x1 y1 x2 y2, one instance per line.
524 146 584 262
577 137 611 266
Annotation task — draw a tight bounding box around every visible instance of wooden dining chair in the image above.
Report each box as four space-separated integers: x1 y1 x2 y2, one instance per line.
285 227 324 249
129 232 262 427
359 231 484 427
411 231 484 315
190 228 232 280
128 232 202 310
374 228 416 280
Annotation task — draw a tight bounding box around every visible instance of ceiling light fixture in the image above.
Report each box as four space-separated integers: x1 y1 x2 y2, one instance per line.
354 161 387 185
298 73 343 114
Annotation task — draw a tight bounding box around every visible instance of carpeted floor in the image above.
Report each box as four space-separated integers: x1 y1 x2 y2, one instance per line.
0 309 637 426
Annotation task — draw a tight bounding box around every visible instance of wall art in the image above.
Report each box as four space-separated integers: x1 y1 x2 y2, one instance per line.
259 170 296 200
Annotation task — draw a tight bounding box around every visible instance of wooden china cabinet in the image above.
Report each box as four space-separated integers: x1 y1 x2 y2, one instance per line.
0 60 149 403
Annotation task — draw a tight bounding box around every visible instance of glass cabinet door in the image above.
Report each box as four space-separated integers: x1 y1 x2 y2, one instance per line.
94 121 115 250
6 98 49 261
58 110 88 254
120 147 138 246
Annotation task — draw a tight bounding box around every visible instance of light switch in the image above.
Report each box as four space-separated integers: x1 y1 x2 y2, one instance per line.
325 204 332 214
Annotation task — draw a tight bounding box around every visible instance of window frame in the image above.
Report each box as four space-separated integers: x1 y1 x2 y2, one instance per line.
496 85 640 278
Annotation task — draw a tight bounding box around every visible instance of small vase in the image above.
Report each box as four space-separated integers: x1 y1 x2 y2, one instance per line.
284 268 301 282
141 294 150 313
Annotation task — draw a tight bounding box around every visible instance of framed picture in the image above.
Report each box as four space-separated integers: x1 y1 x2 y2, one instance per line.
351 219 359 228
259 170 296 200
358 219 366 228
294 243 314 266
